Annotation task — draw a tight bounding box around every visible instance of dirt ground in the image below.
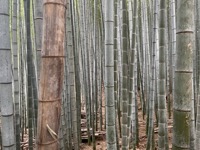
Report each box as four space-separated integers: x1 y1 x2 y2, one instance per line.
80 94 173 150
19 93 173 150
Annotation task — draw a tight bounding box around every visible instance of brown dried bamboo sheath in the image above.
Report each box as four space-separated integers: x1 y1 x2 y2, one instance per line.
36 0 66 149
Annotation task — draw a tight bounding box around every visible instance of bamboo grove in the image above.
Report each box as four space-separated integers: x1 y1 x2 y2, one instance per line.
0 0 199 150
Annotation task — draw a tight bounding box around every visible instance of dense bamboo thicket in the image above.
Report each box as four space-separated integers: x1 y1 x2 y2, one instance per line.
0 0 199 150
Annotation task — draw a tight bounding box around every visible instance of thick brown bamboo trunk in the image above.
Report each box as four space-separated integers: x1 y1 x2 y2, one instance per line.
36 0 66 149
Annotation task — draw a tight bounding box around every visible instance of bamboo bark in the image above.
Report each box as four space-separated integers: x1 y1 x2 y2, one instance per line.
36 0 66 149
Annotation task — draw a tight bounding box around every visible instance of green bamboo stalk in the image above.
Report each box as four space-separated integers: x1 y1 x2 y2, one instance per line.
71 0 82 145
26 0 34 148
172 0 194 149
66 1 79 149
158 0 169 149
114 0 120 149
121 0 129 149
146 0 158 149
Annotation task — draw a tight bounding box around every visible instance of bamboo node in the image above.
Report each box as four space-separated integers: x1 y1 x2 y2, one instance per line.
39 98 61 102
41 55 66 58
176 30 193 34
37 139 57 145
43 2 67 9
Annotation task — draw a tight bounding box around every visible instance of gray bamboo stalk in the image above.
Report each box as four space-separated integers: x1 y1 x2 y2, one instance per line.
99 0 104 131
197 0 200 105
139 0 146 114
19 9 26 142
116 0 122 138
66 1 79 149
80 0 91 145
172 0 194 149
171 0 176 120
114 0 118 110
26 0 34 148
121 0 129 149
94 0 98 134
99 64 103 131
147 0 153 57
137 0 145 118
158 0 169 149
194 0 198 122
155 0 159 126
196 0 200 148
146 0 158 149
191 77 196 150
105 0 117 149
134 10 141 147
142 0 150 115
0 0 16 149
34 0 42 78
114 0 120 149
91 1 97 148
30 0 38 133
12 0 20 149
63 45 69 148
33 0 43 130
128 0 132 47
191 4 197 148
59 99 66 150
85 3 92 133
70 0 82 144
84 1 92 133
19 0 29 142
167 0 172 119
65 67 73 149
131 28 138 149
127 0 137 147
141 0 147 104
62 84 67 149
117 0 122 116
62 6 69 147
196 0 200 96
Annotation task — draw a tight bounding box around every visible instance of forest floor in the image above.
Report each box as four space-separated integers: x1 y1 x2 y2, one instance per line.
19 93 173 150
80 93 173 150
